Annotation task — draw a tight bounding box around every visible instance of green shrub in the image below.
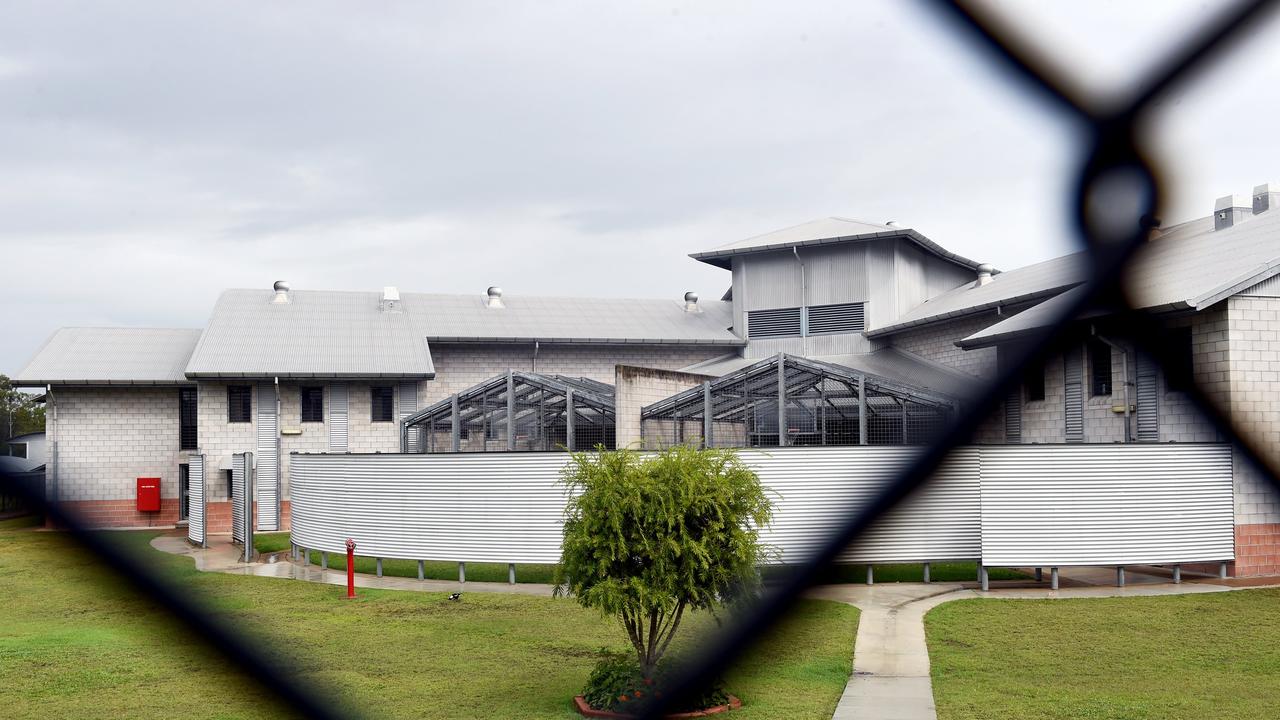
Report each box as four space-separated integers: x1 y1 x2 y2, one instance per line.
581 651 730 714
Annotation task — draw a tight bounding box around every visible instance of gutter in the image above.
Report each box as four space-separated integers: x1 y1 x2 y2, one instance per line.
866 284 1084 339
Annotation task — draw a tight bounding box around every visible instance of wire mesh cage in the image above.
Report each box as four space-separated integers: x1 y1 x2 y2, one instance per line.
641 354 958 449
404 371 616 452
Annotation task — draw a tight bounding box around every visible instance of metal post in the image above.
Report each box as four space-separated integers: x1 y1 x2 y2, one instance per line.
566 389 575 451
866 565 874 585
702 381 712 448
776 354 788 447
1220 562 1228 580
303 548 310 567
418 560 425 581
321 552 328 570
858 374 867 445
1035 567 1043 582
376 557 383 578
1050 567 1059 590
1173 564 1181 584
450 394 460 452
922 562 931 584
291 543 297 562
459 562 466 583
506 371 516 451
980 566 989 592
508 563 516 585
1116 566 1125 587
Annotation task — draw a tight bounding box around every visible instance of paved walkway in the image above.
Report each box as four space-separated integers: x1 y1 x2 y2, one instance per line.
806 569 1249 720
152 534 557 596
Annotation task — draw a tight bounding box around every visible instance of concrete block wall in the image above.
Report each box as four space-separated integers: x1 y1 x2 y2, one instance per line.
1224 296 1280 545
890 313 1000 380
614 365 716 449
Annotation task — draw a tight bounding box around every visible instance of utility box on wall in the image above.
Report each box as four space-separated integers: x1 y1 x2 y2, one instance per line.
136 477 161 512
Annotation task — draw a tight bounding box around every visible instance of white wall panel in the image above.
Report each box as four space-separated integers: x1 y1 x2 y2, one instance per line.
980 444 1234 566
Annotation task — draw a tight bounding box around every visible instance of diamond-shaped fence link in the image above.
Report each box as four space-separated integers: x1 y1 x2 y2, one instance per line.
2 2 1280 719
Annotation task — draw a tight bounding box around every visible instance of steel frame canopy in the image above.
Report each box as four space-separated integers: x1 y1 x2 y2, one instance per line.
641 353 960 449
402 371 616 452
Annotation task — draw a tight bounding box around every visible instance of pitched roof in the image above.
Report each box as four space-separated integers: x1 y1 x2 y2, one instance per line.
413 293 742 345
689 217 988 271
867 252 1087 338
954 285 1097 349
14 327 202 386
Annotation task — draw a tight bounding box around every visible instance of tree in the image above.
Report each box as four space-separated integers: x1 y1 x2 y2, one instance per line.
0 374 45 445
556 445 773 680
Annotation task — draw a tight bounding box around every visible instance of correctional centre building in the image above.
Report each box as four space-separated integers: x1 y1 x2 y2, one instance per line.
15 185 1280 575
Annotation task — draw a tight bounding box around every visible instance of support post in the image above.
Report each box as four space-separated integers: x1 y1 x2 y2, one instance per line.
508 563 516 585
566 389 575 451
321 551 328 570
980 566 989 592
776 354 788 447
858 374 867 445
303 548 310 567
1173 564 1181 584
506 371 515 451
450 394 460 452
702 381 713 448
1035 567 1043 582
376 557 383 578
291 543 297 562
1116 566 1125 587
1050 567 1059 590
418 560 425 581
866 565 874 585
1220 561 1229 580
923 562 931 584
459 562 466 583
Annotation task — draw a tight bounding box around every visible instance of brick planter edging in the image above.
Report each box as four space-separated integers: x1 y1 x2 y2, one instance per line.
572 694 741 719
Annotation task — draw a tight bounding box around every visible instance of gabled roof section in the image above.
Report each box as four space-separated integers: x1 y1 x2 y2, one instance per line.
186 289 436 379
867 252 1088 338
14 327 202 386
415 294 742 345
690 217 988 271
955 285 1098 349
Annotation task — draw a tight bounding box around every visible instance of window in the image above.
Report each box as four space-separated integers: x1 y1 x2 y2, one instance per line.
1088 339 1112 396
747 307 802 338
7 442 27 459
300 386 324 423
1023 360 1046 402
179 387 198 449
371 386 394 422
1163 327 1194 392
227 386 252 423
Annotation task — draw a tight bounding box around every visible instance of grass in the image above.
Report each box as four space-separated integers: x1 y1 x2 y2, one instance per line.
926 590 1280 719
0 517 858 719
253 532 558 584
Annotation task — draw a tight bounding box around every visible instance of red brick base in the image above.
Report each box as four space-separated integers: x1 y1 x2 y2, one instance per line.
1234 523 1280 576
48 499 291 534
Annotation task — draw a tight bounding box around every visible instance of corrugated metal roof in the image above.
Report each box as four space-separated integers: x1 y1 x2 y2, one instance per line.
413 293 742 345
14 327 202 386
867 252 1088 338
689 216 988 271
679 347 979 399
955 285 1097 349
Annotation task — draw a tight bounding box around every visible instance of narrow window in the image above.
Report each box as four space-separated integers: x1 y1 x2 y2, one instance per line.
8 443 27 459
1163 327 1194 392
179 387 198 450
300 386 324 423
227 385 252 423
1023 360 1046 402
1088 339 1112 397
371 386 395 422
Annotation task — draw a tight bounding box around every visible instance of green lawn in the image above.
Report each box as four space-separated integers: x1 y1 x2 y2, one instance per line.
0 517 858 719
927 591 1280 719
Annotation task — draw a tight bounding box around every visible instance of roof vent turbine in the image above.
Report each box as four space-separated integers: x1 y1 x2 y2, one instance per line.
683 291 700 313
1214 194 1252 230
272 280 291 304
486 286 504 309
975 264 994 287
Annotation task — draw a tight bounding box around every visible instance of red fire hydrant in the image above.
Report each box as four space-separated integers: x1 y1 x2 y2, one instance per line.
345 538 357 599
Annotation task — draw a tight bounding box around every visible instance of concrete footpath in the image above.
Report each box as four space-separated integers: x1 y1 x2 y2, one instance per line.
152 534 557 596
806 567 1251 720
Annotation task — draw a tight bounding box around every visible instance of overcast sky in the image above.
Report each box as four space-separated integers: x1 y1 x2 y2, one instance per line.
3 1 1279 374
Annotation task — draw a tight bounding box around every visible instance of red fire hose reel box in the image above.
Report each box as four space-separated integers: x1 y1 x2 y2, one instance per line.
136 477 161 512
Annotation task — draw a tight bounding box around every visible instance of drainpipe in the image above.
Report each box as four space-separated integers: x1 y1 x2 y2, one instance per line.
45 384 57 505
274 377 283 510
793 247 807 353
532 340 539 373
1092 329 1132 442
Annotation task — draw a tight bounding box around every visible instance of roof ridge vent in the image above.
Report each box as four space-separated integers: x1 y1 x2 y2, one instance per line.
486 286 504 309
1215 193 1252 230
380 286 402 313
271 280 291 304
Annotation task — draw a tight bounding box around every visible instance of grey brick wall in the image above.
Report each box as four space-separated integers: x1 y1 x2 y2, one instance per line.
1224 296 1280 524
614 366 716 449
890 314 1000 380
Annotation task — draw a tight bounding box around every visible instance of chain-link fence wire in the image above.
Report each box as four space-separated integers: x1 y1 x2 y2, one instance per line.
1 1 1280 718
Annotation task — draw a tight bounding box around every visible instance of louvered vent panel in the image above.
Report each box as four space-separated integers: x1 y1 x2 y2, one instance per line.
806 303 866 335
747 307 802 338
